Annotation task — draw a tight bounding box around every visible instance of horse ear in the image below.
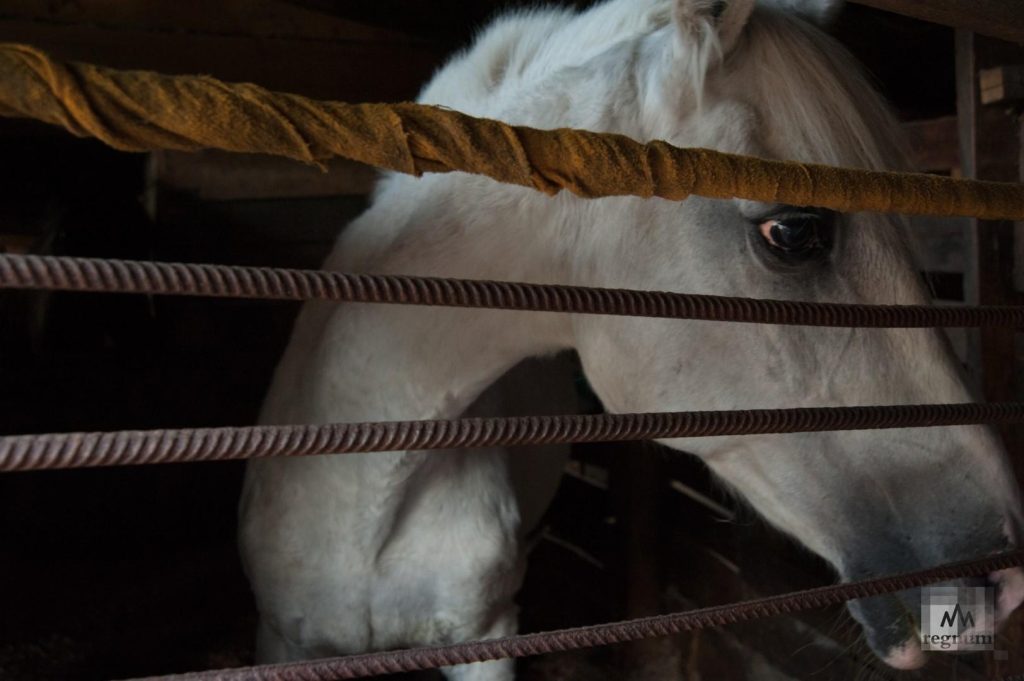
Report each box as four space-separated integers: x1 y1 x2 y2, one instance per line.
673 0 757 55
766 0 844 26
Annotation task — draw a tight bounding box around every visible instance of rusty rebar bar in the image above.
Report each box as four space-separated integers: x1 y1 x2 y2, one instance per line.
126 549 1024 680
2 254 1024 328
5 402 1024 472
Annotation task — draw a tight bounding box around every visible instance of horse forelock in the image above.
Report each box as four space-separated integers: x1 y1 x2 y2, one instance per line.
417 0 673 115
732 7 908 172
425 1 904 171
721 7 925 305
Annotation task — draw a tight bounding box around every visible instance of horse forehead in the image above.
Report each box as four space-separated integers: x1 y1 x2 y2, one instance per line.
673 98 762 153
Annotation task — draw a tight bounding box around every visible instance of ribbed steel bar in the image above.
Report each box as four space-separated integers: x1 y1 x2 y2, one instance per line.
849 0 1024 44
2 254 1024 328
127 549 1024 680
6 402 1024 472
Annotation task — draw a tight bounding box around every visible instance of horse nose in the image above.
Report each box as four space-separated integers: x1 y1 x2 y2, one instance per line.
989 568 1024 625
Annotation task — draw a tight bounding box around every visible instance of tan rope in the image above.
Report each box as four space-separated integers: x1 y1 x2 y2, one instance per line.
1 43 1023 220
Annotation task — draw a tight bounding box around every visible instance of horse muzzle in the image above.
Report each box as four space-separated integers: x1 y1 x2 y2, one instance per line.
849 564 1024 670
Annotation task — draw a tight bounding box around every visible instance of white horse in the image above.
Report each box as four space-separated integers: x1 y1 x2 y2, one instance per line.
239 0 1024 677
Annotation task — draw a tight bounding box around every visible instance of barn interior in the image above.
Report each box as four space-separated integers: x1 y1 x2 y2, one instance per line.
0 1 1023 679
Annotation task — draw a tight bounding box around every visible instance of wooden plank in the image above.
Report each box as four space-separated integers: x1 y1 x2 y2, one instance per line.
850 0 1024 45
919 30 1024 679
958 30 1019 397
955 55 1024 677
287 0 1024 48
277 0 540 44
898 113 1018 173
606 443 671 673
1005 112 1024 681
0 18 442 102
1017 118 1024 292
958 28 1024 532
0 234 35 255
608 443 665 618
150 151 378 201
0 0 412 43
904 115 960 172
980 65 1024 105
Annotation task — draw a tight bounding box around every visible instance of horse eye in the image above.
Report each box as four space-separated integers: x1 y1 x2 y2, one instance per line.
758 214 824 254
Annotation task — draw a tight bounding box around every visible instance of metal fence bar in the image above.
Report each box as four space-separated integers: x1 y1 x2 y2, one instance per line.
125 549 1024 680
3 254 1024 328
5 402 1024 472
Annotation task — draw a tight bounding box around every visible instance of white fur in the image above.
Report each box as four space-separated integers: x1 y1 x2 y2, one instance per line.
239 1 1023 677
883 641 926 671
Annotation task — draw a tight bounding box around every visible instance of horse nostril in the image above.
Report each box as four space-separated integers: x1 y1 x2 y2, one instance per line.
988 568 1024 624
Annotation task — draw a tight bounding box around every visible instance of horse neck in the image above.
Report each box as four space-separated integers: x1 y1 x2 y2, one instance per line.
260 173 576 430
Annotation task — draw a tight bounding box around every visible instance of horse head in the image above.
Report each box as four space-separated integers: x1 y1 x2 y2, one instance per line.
245 0 1024 673
558 0 1023 667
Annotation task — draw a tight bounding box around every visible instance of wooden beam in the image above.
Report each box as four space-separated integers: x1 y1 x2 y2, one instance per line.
150 151 377 201
957 30 1024 510
278 0 590 45
903 115 960 172
901 110 1019 173
0 2 443 102
0 0 413 43
1016 115 1024 293
849 0 1024 45
607 444 671 675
